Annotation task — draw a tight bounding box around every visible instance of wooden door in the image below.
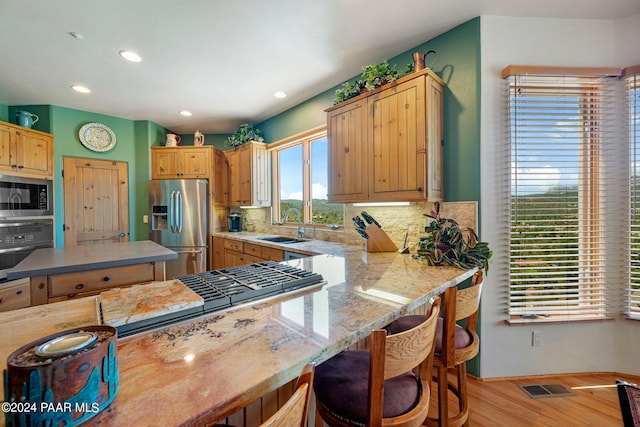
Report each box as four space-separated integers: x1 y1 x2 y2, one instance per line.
368 75 426 201
63 157 129 247
326 99 368 202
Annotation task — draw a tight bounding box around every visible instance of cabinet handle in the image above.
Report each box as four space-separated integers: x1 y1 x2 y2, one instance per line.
103 276 111 282
16 290 22 295
18 165 24 169
417 187 423 192
75 284 85 290
11 164 17 168
344 147 350 153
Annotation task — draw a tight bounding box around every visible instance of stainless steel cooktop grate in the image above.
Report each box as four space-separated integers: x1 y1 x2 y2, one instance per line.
114 261 324 337
176 261 324 311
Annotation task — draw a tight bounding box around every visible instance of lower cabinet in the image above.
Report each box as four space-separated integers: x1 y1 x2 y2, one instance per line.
29 261 166 305
0 278 31 312
214 237 285 269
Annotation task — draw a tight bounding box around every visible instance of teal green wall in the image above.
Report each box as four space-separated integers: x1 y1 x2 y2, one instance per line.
177 132 230 150
8 104 168 246
0 102 8 122
259 18 481 204
257 18 481 373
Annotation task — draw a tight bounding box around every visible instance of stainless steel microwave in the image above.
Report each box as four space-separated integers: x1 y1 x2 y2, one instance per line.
0 175 53 217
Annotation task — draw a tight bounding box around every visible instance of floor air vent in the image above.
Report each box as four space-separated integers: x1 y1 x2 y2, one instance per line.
518 383 576 399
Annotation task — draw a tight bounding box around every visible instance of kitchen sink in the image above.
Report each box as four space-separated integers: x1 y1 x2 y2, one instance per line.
258 236 308 244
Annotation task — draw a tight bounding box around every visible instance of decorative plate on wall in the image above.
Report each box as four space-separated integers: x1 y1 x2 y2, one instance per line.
79 123 116 152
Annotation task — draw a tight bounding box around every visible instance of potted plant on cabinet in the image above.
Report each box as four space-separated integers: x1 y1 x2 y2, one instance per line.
332 60 411 105
226 123 264 147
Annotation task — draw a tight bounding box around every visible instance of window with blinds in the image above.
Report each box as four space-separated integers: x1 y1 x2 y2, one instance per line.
503 67 619 323
626 65 640 320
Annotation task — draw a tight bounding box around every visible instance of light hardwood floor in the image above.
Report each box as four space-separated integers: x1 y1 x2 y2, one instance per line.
433 372 638 426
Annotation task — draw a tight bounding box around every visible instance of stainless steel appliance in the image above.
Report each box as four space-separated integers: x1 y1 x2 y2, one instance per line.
112 261 325 337
227 212 241 232
0 175 52 217
149 179 208 278
0 219 54 281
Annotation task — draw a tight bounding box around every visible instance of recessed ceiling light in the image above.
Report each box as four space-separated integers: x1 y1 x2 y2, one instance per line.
274 91 287 99
71 85 91 94
119 50 142 63
180 110 192 117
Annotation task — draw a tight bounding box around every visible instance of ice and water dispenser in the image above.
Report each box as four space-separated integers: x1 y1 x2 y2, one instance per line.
151 205 168 231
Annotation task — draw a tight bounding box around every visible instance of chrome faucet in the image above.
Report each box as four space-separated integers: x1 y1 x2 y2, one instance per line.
282 207 305 238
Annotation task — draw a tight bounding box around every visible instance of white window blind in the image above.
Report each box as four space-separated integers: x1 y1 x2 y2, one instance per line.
504 67 619 323
626 65 640 320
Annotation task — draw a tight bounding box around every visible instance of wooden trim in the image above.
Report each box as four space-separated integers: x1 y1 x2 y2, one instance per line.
266 125 326 151
502 65 622 79
622 64 640 78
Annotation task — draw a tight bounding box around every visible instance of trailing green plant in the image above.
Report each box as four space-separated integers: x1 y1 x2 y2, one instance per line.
333 80 364 105
332 60 414 105
413 201 492 273
360 61 401 91
226 123 264 147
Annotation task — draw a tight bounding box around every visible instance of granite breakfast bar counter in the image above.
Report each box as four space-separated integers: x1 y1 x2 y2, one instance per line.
88 249 474 426
0 246 475 427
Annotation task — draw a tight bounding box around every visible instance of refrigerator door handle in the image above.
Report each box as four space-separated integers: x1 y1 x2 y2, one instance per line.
169 191 176 233
176 191 183 233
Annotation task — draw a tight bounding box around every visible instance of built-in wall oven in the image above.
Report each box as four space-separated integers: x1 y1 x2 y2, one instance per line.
0 219 54 281
0 175 53 217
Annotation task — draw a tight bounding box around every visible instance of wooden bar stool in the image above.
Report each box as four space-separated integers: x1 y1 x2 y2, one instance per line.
385 271 484 427
313 297 441 427
214 363 314 427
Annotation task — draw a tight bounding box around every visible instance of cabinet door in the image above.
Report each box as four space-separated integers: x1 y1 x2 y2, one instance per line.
0 278 31 312
252 143 271 207
14 129 54 178
213 149 228 205
152 148 180 178
327 100 368 202
179 148 210 178
426 76 444 201
227 148 242 206
226 144 252 206
212 236 225 269
368 76 427 201
0 123 13 172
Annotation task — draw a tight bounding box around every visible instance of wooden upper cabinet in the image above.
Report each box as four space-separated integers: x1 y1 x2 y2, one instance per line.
0 121 54 179
327 99 368 202
326 68 444 203
151 146 211 179
225 141 271 207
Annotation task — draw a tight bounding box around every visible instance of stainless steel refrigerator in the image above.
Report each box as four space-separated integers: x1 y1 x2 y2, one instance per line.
149 179 208 278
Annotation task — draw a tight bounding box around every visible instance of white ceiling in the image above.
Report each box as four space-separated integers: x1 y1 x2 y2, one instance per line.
1 0 638 134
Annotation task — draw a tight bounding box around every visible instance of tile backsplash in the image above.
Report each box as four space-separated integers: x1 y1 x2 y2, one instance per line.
238 201 477 252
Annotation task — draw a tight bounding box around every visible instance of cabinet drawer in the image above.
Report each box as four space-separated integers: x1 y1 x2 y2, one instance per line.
223 239 243 252
0 278 31 312
244 242 262 257
48 263 155 298
261 247 284 262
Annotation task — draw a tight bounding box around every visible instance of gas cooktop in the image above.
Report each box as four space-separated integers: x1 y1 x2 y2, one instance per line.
112 261 325 337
